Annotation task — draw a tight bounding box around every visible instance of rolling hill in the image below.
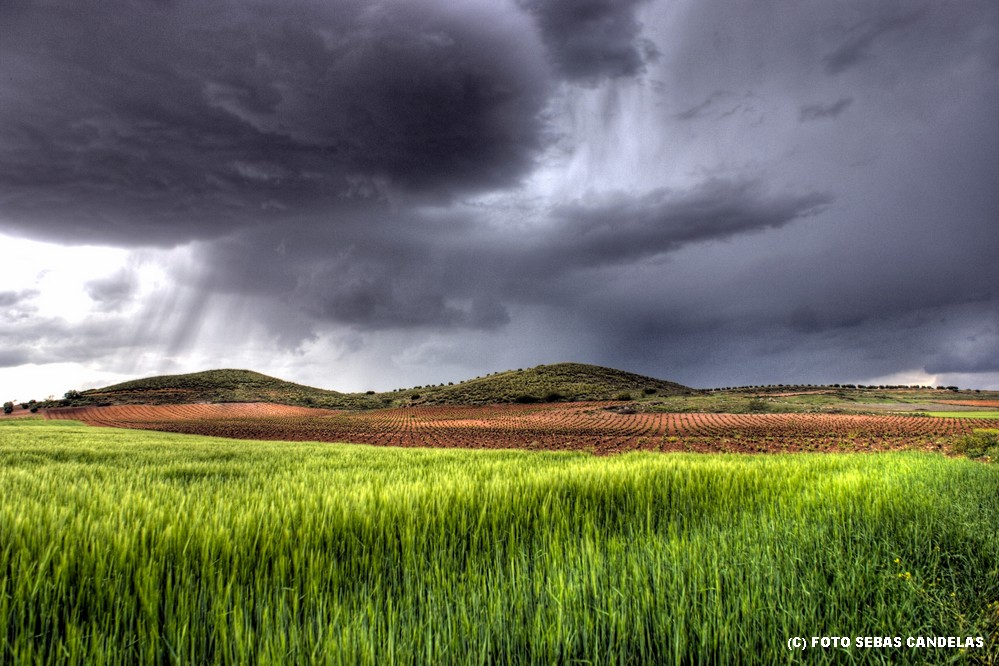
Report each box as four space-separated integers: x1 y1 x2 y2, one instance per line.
65 363 696 409
76 369 374 409
396 363 695 405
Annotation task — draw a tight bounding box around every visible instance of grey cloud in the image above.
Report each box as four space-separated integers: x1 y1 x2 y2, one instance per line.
799 98 854 122
179 178 829 336
560 286 999 390
824 10 926 75
537 180 830 271
675 91 758 122
0 350 32 369
928 347 999 375
0 290 38 321
0 0 551 245
519 0 657 82
85 272 138 311
179 220 511 337
308 278 510 332
0 290 37 308
0 312 137 367
925 316 999 374
4 0 999 391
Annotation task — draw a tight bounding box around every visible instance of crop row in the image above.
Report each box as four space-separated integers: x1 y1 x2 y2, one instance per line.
935 399 999 408
43 402 998 454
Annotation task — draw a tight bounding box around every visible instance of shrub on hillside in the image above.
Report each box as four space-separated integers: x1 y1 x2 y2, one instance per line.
952 429 999 461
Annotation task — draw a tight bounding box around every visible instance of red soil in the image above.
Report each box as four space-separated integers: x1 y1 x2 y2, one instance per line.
42 402 996 455
0 406 41 419
933 400 999 408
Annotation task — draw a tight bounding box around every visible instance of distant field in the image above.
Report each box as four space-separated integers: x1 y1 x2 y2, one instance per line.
935 400 999 408
45 401 996 454
926 412 999 419
1 420 997 664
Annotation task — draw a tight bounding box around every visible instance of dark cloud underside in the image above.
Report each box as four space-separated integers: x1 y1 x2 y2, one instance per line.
1 0 998 390
0 0 551 244
518 0 657 81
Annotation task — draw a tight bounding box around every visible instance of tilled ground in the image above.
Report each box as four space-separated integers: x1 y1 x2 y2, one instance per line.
41 402 999 454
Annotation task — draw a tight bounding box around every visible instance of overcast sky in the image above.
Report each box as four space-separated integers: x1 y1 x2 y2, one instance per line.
2 0 998 399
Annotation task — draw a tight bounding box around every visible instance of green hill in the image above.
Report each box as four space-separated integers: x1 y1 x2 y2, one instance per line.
78 369 377 409
66 363 695 409
389 363 695 406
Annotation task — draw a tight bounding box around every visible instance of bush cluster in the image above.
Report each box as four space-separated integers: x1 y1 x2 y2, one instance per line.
952 429 999 461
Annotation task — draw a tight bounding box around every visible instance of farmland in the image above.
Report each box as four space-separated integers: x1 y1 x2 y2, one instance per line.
926 412 999 419
6 368 999 662
1 420 998 664
44 401 999 454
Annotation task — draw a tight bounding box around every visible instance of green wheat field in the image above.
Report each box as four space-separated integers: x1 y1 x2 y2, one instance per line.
1 420 997 664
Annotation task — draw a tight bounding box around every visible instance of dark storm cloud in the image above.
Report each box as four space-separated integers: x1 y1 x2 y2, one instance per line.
4 0 999 392
181 216 513 336
537 181 830 271
560 278 999 388
674 91 759 122
518 0 657 81
0 0 551 245
799 98 853 122
823 10 926 75
177 178 828 339
924 311 999 374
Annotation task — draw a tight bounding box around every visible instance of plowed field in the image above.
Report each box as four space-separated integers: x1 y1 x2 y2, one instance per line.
935 399 999 408
43 402 998 454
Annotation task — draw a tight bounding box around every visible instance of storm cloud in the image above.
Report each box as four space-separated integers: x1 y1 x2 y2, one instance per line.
518 0 658 82
2 0 998 396
0 0 551 244
799 98 853 122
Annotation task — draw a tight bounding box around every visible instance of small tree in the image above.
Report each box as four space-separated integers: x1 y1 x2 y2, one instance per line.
3 401 12 415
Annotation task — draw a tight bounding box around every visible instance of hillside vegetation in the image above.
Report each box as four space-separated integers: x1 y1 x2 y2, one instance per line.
61 363 695 409
78 369 376 410
392 363 695 405
49 363 998 413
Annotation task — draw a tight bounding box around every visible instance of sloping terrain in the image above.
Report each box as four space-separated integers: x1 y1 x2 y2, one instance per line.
64 363 695 409
54 363 997 413
394 363 695 405
77 369 378 409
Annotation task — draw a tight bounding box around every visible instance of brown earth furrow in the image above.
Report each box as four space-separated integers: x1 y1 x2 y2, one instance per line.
36 402 997 455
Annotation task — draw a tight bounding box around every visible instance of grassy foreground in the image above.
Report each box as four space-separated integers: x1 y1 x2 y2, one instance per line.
1 421 997 664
